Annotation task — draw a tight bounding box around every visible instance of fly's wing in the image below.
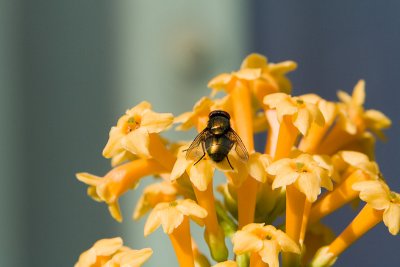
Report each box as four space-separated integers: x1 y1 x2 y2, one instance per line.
185 129 209 161
227 129 249 161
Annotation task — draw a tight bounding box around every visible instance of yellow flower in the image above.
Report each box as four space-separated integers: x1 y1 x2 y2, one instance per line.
267 154 332 202
309 151 380 225
264 93 325 136
208 53 297 100
175 96 232 131
232 223 300 267
103 101 174 159
332 150 380 182
336 80 391 138
133 181 178 220
212 261 238 267
74 237 152 267
144 199 207 267
353 179 400 235
144 199 207 236
76 159 166 222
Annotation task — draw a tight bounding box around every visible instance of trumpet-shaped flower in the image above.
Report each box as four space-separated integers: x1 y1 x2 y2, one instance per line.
264 93 325 136
133 181 178 220
175 96 232 131
353 179 400 235
103 101 174 159
76 159 166 222
336 80 391 138
208 53 296 100
144 199 207 236
232 223 300 267
267 154 333 202
74 237 152 267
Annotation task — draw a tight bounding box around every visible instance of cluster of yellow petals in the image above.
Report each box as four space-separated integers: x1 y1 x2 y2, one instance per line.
267 154 333 202
232 223 300 267
75 53 397 267
103 101 174 160
75 237 152 267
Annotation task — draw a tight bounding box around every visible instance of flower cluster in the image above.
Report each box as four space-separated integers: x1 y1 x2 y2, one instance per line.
75 54 397 267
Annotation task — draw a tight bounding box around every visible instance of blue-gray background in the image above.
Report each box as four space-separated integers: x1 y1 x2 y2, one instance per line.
0 0 398 266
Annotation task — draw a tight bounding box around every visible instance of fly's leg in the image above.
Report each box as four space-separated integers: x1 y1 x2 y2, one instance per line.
226 155 234 170
194 142 206 166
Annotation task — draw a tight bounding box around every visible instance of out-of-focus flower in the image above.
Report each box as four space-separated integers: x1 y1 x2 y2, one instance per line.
74 237 152 267
208 53 297 102
267 153 332 202
353 179 400 235
317 80 391 155
76 159 166 222
336 80 391 138
175 96 232 131
133 181 178 220
103 101 174 159
232 223 300 267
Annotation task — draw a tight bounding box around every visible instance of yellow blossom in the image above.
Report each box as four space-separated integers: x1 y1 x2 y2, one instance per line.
208 53 297 101
264 93 325 137
133 181 178 220
309 151 380 225
144 199 207 267
336 80 391 137
267 154 332 202
175 96 232 131
353 179 400 235
76 159 166 222
144 199 207 236
74 237 152 267
232 223 300 267
317 80 391 155
103 101 174 159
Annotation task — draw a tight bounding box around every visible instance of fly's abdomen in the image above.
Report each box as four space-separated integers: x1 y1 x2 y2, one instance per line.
205 136 233 162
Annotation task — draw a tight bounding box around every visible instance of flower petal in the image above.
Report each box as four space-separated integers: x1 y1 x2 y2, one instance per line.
258 240 279 267
383 203 400 235
189 159 214 191
296 173 320 202
141 110 174 133
122 128 150 158
272 171 299 190
103 127 125 158
177 199 208 220
232 231 263 254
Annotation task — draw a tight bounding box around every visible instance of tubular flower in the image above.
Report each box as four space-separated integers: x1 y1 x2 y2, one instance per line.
309 151 380 224
175 96 232 131
298 94 337 153
267 154 333 202
144 199 207 267
264 93 325 137
74 237 152 267
133 181 178 220
208 53 297 101
232 223 300 267
353 179 400 235
103 101 174 159
336 80 391 138
76 159 166 222
317 80 391 155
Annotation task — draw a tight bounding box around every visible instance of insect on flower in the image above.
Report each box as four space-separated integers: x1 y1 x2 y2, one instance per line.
185 110 249 169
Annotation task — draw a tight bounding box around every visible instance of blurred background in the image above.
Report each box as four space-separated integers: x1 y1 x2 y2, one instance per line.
1 0 399 266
